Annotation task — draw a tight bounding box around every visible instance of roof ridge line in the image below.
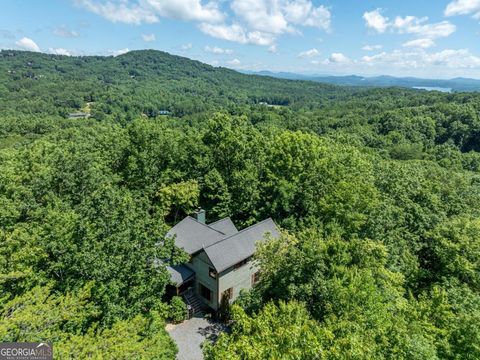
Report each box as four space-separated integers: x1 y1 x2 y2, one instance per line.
208 217 232 226
204 218 274 250
185 216 227 235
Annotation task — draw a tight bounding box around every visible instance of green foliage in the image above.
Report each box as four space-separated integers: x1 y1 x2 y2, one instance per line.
0 283 177 359
169 296 187 324
231 230 480 359
425 217 480 290
57 314 177 360
158 180 200 223
204 301 329 360
1 50 480 358
0 283 97 342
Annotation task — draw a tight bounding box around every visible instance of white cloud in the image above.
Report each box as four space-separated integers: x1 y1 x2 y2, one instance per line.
48 48 72 56
76 0 224 24
363 9 389 33
363 9 455 40
297 48 320 58
110 48 130 56
392 16 455 39
324 52 351 64
198 22 275 45
75 0 159 24
142 33 156 42
54 26 79 38
78 0 330 47
199 23 247 43
361 48 480 70
204 45 233 54
230 0 330 35
362 44 382 51
145 0 224 23
268 44 278 53
445 0 480 18
227 58 241 66
246 31 276 46
231 0 292 34
403 38 435 49
180 43 192 50
15 37 40 52
293 3 331 30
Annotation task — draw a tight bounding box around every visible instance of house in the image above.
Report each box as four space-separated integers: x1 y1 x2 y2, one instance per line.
67 112 90 119
165 209 279 312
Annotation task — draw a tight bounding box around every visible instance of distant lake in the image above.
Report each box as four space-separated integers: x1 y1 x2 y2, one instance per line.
412 86 452 93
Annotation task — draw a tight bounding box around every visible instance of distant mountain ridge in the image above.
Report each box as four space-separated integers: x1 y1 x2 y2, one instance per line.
242 70 480 92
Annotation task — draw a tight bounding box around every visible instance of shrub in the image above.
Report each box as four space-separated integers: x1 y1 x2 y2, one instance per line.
169 296 187 323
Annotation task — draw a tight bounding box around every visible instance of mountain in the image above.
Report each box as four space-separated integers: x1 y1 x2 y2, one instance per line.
0 49 466 124
243 70 480 92
0 49 348 119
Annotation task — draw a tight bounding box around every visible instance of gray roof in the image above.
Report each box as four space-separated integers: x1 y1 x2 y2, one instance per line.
68 112 90 118
204 218 279 273
166 216 225 254
166 264 195 286
207 217 238 236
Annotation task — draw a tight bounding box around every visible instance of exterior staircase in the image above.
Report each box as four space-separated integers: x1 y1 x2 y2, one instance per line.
182 288 205 318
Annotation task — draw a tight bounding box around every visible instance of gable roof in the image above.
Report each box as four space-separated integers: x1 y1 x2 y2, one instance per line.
203 218 280 273
166 216 225 254
207 217 238 236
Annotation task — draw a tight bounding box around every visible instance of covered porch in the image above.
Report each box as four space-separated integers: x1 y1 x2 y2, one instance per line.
166 264 195 296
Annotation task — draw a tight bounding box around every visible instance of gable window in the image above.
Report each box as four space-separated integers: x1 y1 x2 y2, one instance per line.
233 256 251 270
209 267 217 279
252 271 260 286
222 287 233 300
199 283 212 302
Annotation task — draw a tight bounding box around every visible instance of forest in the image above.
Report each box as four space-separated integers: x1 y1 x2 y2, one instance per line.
1 49 480 359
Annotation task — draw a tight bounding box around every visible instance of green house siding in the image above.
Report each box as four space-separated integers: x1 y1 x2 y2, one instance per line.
188 251 219 310
218 260 259 305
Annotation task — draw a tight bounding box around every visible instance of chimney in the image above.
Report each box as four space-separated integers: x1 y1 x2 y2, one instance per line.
194 208 206 224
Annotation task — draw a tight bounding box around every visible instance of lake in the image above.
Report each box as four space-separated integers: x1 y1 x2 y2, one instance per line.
412 86 452 93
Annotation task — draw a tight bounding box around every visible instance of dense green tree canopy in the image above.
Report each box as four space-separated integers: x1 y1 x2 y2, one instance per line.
1 50 479 359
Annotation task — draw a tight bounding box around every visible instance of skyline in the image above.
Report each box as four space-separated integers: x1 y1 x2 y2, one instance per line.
2 0 480 78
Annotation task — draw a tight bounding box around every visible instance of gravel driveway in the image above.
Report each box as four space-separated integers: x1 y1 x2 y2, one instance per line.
166 315 227 360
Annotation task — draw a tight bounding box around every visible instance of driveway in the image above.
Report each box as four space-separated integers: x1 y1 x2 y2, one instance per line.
166 315 227 360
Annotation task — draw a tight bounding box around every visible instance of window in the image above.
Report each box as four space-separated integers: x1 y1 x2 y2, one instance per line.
209 267 217 279
222 287 233 300
233 256 251 270
252 271 260 286
199 283 212 302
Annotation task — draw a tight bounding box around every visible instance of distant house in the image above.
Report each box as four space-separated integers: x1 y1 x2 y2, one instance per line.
67 112 90 119
165 210 279 313
258 101 283 108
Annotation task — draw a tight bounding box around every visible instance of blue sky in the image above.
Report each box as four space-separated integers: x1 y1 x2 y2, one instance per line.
2 0 480 78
